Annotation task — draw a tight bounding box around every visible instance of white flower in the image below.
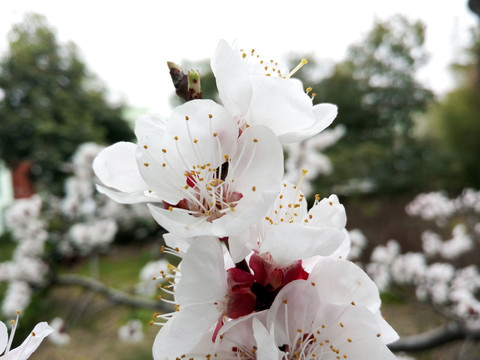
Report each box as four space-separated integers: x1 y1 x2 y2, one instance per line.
229 181 349 264
0 312 52 360
152 237 229 359
211 40 337 144
2 282 32 318
136 259 170 297
94 99 284 238
118 319 144 343
48 318 70 347
215 258 397 360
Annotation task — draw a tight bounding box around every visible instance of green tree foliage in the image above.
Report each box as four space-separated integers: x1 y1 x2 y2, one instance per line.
427 29 480 189
301 15 436 194
0 13 134 194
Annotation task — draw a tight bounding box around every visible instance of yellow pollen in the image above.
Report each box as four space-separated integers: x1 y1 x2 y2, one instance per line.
144 145 148 149
193 139 198 143
252 186 256 191
10 320 15 325
351 301 356 306
376 333 381 337
209 114 213 118
283 299 288 304
306 87 312 93
311 281 316 286
347 338 352 343
174 136 179 140
242 53 247 58
224 155 229 161
213 132 218 137
339 322 344 327
168 206 173 211
185 116 189 120
149 320 154 326
253 138 258 143
144 163 149 167
329 201 333 206
162 163 166 167
32 331 36 336
162 149 167 153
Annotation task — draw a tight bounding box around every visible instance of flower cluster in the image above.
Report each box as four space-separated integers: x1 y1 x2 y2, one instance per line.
94 40 398 359
367 189 480 328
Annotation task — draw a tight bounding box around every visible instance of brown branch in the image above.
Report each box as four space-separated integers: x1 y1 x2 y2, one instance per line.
53 274 172 312
388 321 480 352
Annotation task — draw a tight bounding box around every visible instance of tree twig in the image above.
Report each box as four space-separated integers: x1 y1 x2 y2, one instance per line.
388 321 480 352
53 274 172 312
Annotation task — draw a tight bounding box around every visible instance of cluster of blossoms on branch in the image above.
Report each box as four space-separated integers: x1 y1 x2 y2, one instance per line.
94 40 399 359
0 142 158 349
366 189 480 329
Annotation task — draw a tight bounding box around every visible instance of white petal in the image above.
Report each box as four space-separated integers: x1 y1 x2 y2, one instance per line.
96 185 157 204
175 237 228 306
278 103 337 143
152 303 221 360
211 40 252 117
148 204 214 238
310 258 382 312
375 310 399 344
308 194 346 229
162 233 192 253
261 224 344 266
134 113 167 140
93 142 148 193
0 321 7 355
252 318 282 360
5 322 53 360
229 126 283 193
228 226 259 263
211 190 278 238
246 76 314 141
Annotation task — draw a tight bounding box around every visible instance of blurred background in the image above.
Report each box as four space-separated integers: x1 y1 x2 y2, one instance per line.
0 1 480 359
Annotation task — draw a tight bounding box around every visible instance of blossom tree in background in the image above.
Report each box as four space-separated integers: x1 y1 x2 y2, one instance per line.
365 189 480 353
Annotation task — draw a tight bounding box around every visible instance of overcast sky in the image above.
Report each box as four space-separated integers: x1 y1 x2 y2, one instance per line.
1 1 478 115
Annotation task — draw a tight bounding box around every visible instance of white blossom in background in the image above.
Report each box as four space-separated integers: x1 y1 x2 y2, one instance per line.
68 219 118 255
391 253 428 286
48 318 70 347
405 191 456 226
284 125 345 196
1 282 32 318
136 259 169 297
346 228 368 262
118 319 144 343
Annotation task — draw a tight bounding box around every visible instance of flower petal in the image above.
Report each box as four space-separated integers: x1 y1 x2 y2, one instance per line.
261 224 344 266
0 321 7 355
95 185 157 204
175 237 228 306
246 76 315 143
310 258 382 312
152 303 221 360
279 103 337 143
5 322 53 360
211 40 252 117
93 142 148 193
147 204 214 238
